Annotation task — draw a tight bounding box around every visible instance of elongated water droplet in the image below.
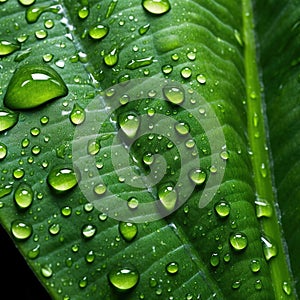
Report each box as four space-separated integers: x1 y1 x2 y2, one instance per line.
70 103 85 125
104 48 118 67
139 23 150 35
14 183 33 209
188 168 206 185
0 143 7 160
25 5 59 24
158 182 177 211
126 56 153 70
87 140 100 155
229 232 248 251
106 0 118 18
47 165 78 192
261 235 277 261
0 40 20 57
214 200 230 218
142 0 170 15
4 64 68 110
163 86 185 105
0 185 12 199
0 108 18 132
11 220 32 240
118 111 140 139
210 253 220 267
108 266 139 292
119 222 138 242
166 262 179 274
89 24 109 40
82 224 97 239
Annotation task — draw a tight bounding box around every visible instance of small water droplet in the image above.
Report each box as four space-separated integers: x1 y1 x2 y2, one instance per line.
14 183 33 209
187 51 196 61
104 48 118 67
250 259 261 273
143 152 154 166
210 253 220 267
229 232 248 251
118 111 140 139
78 6 89 19
41 264 53 278
254 279 262 290
188 168 206 185
82 224 97 239
163 86 185 105
18 0 35 6
87 140 100 155
282 281 292 295
89 24 109 40
234 29 243 46
214 200 230 218
0 143 7 160
119 222 138 242
11 220 32 240
13 168 25 179
261 235 277 261
35 29 48 39
4 64 68 110
158 182 177 211
126 56 154 70
70 103 85 125
139 23 150 35
0 108 18 132
142 0 171 15
0 40 20 57
85 250 95 263
174 121 190 136
162 64 173 75
47 165 78 192
255 198 273 218
220 150 229 160
79 276 88 288
108 266 139 292
180 67 192 79
196 74 206 84
232 280 241 289
127 197 139 210
166 262 179 274
260 162 267 178
0 184 13 199
27 244 40 259
223 253 231 263
61 206 72 217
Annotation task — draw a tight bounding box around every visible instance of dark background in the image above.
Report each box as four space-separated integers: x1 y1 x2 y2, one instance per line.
0 225 51 299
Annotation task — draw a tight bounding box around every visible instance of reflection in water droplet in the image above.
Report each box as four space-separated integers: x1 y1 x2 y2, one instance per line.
108 266 139 292
14 183 33 209
0 108 18 132
118 111 140 139
47 166 78 192
142 0 171 15
158 182 177 211
163 86 185 105
0 40 20 57
4 64 68 110
119 222 138 242
229 232 248 251
11 220 32 240
166 262 179 274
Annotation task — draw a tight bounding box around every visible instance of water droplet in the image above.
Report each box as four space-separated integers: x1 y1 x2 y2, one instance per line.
255 198 273 218
79 276 88 288
174 121 190 136
119 222 138 242
0 185 13 199
30 127 40 136
139 23 150 35
13 168 25 179
104 48 118 67
108 266 139 292
0 143 7 160
220 150 229 160
61 206 72 217
142 152 154 166
188 168 206 185
18 0 35 6
223 253 231 263
106 0 118 18
282 281 292 295
214 200 230 218
166 262 179 274
14 183 33 209
40 116 49 125
126 56 154 70
149 277 157 287
180 67 192 79
118 111 140 139
163 86 185 105
187 51 196 61
43 53 53 62
158 182 177 211
261 235 277 261
47 165 78 192
254 279 262 290
260 162 267 178
0 40 20 57
89 24 109 40
27 244 40 259
82 224 97 239
0 108 18 132
4 64 68 110
11 220 32 240
78 6 89 19
25 5 59 24
142 0 171 15
196 74 206 84
31 145 41 155
232 280 241 289
44 19 54 29
35 29 48 39
87 140 100 155
41 264 53 278
94 183 107 195
127 197 139 210
234 29 243 46
210 253 220 267
162 64 173 75
70 103 85 125
49 223 60 235
250 259 261 273
229 232 248 251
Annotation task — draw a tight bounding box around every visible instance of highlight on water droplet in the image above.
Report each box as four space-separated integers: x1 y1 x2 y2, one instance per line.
89 24 109 40
0 40 20 57
11 220 32 240
158 182 177 211
163 86 185 105
4 64 68 110
118 111 140 139
108 265 139 292
166 262 179 274
119 222 138 242
47 165 78 192
0 108 18 132
229 232 248 251
142 0 171 15
14 183 33 209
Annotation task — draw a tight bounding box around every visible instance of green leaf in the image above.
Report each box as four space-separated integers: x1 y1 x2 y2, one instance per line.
0 0 299 299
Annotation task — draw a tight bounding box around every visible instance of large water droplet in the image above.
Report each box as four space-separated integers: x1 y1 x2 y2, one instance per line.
47 165 78 192
0 40 20 57
261 235 277 261
0 108 18 132
14 183 33 209
0 143 7 160
11 220 32 240
158 182 177 211
214 200 230 218
119 222 138 242
163 86 185 105
89 24 109 40
229 232 248 251
4 64 68 110
108 266 139 292
142 0 170 15
118 111 140 139
126 56 153 70
127 197 139 210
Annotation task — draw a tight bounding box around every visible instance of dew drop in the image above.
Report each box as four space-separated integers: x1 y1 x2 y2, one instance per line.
127 197 139 210
0 143 7 160
118 111 140 139
14 183 33 209
27 244 40 259
139 23 150 35
149 277 157 287
70 103 85 125
108 266 139 292
174 121 190 136
61 206 72 217
0 40 20 57
4 64 68 110
180 67 192 79
40 116 49 125
220 150 229 160
41 264 53 278
119 222 138 242
49 223 60 235
143 152 154 166
78 6 89 19
13 168 25 179
87 140 100 155
188 168 206 185
196 74 206 84
214 200 230 218
85 250 95 263
261 235 277 261
82 224 97 239
0 108 18 132
25 5 59 24
47 165 78 192
79 276 88 288
166 262 179 274
210 253 220 267
187 51 196 61
18 0 35 6
254 279 262 290
232 280 241 289
142 0 171 15
162 64 173 75
229 232 248 251
89 24 109 40
163 86 185 105
126 56 153 70
104 48 118 67
158 182 177 211
0 185 13 199
11 220 32 240
255 198 273 218
35 29 48 39
282 281 292 295
250 259 261 273
30 127 40 136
